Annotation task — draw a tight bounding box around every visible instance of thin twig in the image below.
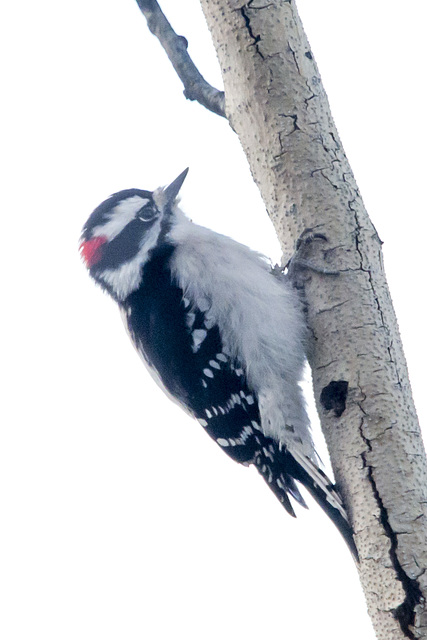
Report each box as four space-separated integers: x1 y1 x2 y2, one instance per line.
135 0 226 118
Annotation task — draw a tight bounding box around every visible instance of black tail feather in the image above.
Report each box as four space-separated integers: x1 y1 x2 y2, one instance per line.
253 441 359 561
293 461 359 561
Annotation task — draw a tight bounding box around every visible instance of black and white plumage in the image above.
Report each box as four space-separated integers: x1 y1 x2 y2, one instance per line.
80 169 357 559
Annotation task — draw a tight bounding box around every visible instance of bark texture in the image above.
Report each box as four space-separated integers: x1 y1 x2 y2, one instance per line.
199 1 427 637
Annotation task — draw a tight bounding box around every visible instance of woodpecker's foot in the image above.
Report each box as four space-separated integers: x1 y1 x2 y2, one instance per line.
287 230 340 285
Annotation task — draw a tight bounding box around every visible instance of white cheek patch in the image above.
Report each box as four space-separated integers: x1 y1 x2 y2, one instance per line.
92 196 150 241
99 216 162 301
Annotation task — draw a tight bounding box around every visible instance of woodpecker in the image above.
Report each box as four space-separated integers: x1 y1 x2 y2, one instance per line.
80 169 357 559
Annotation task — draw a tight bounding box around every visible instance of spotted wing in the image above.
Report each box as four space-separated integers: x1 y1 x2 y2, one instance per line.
121 247 307 516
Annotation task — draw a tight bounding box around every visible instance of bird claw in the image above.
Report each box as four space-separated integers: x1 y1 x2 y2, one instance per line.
287 230 340 284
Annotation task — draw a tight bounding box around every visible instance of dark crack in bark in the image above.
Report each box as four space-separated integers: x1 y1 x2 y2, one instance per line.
240 4 264 59
287 41 301 75
359 419 423 638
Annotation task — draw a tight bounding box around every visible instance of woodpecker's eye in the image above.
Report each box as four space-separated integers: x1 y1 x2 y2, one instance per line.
137 203 158 222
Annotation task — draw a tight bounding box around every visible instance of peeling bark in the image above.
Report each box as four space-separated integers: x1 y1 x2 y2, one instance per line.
198 1 427 637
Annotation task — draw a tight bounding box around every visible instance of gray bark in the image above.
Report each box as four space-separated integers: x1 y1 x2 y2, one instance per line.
198 1 427 638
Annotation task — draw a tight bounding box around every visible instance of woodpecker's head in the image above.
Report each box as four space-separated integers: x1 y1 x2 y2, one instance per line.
80 169 188 301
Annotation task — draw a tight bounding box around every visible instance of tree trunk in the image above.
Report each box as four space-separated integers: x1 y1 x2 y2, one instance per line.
199 1 427 637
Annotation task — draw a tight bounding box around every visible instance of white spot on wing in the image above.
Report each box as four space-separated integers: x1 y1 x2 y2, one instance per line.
217 438 229 447
263 447 274 462
198 298 210 312
186 312 196 329
192 329 207 353
203 316 215 329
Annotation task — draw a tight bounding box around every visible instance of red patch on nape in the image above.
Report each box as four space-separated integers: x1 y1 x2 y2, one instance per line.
80 236 107 267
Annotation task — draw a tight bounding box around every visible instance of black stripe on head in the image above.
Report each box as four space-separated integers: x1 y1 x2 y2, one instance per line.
92 217 156 271
82 189 154 239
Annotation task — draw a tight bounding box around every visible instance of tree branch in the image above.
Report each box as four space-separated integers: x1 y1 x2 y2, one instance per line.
135 0 226 118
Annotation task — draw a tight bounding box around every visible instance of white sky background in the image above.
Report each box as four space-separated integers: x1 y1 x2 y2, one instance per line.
1 1 425 638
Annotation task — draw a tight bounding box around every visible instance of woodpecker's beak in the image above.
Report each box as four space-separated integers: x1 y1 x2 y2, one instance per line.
164 168 189 204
